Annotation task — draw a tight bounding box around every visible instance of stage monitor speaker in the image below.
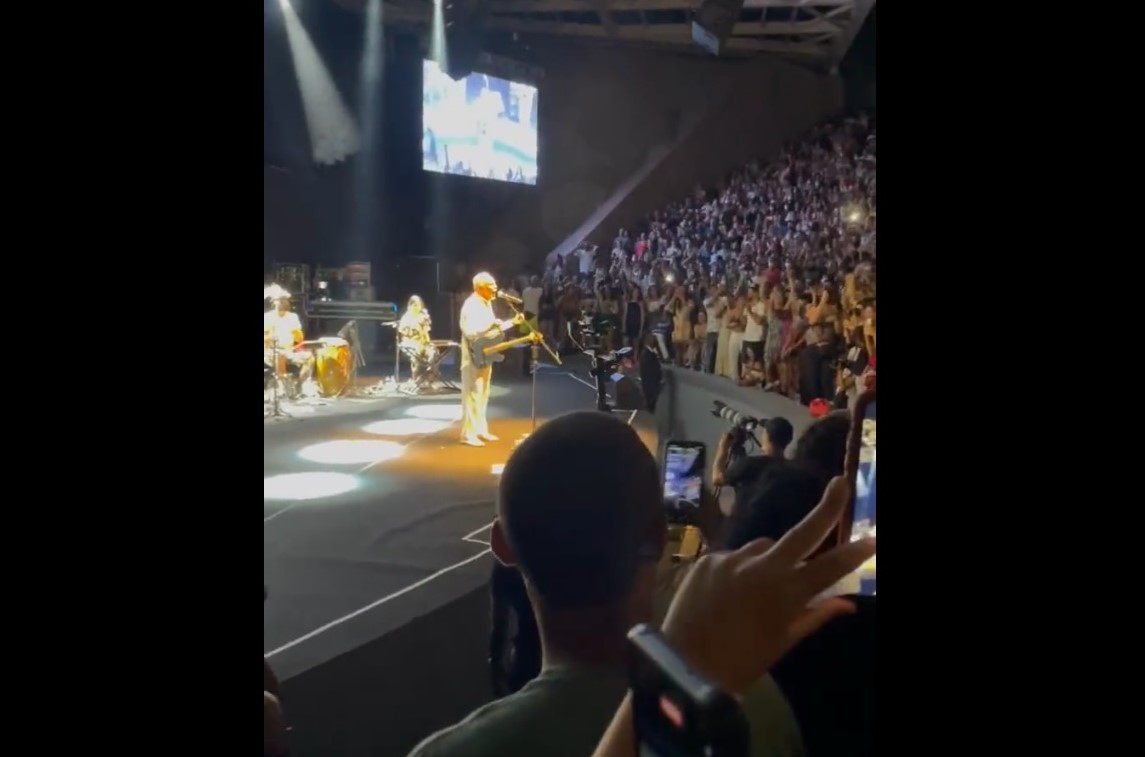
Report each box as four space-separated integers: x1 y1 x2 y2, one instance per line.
691 0 746 56
611 374 646 413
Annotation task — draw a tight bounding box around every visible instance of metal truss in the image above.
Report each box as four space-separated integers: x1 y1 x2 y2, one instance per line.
331 0 872 65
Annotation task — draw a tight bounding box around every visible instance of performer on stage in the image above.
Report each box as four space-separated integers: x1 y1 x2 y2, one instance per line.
459 272 523 447
398 295 436 377
263 294 313 384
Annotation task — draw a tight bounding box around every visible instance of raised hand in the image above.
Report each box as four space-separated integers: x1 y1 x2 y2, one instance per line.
660 477 875 695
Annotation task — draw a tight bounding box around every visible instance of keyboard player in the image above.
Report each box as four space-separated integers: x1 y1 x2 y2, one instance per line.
398 295 436 377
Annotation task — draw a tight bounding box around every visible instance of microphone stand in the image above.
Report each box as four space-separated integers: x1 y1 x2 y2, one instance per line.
503 296 560 431
266 334 292 421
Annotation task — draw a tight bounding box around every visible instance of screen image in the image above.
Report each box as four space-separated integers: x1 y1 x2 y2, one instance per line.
422 59 538 185
848 400 876 595
663 444 703 503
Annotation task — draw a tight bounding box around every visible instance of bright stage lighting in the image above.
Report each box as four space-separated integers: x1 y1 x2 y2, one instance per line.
403 404 463 421
361 418 452 437
297 440 405 465
264 472 360 501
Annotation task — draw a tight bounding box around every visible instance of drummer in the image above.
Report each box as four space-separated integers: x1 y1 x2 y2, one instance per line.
263 293 314 384
398 295 435 376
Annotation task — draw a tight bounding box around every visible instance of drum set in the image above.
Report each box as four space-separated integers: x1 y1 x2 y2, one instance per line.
264 284 357 417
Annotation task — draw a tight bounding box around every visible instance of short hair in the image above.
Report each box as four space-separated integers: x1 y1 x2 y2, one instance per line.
497 411 662 609
793 411 850 479
473 272 496 288
762 417 794 450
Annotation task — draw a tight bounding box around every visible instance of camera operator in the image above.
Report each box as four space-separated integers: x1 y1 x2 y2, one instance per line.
708 418 794 545
711 417 794 492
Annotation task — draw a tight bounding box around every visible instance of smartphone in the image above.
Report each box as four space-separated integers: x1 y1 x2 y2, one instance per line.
628 624 749 757
841 389 876 595
663 441 706 508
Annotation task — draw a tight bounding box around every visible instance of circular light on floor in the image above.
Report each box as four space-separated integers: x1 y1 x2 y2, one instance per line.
264 472 360 501
403 404 463 421
361 418 451 436
297 440 405 465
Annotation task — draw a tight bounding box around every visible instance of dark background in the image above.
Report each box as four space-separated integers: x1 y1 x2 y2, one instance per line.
264 0 873 298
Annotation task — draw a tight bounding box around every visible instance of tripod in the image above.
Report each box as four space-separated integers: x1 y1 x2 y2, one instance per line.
505 300 561 431
265 338 293 420
591 359 612 413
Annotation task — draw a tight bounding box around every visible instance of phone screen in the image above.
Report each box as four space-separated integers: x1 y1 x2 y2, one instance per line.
848 399 876 595
663 442 705 503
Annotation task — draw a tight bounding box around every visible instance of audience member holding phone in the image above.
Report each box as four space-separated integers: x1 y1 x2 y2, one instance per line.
592 477 876 757
410 412 806 757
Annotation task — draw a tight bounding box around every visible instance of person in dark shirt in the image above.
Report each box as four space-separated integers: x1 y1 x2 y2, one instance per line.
710 416 795 522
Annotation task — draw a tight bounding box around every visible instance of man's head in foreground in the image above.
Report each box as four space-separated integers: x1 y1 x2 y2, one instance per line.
491 411 664 665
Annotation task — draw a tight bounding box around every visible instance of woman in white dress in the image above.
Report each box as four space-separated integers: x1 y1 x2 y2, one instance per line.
714 294 732 378
723 295 747 379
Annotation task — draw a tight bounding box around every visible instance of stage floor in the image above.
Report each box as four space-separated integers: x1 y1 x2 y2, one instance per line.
264 360 655 681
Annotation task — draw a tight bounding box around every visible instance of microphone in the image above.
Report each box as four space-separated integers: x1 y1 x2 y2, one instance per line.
495 290 523 305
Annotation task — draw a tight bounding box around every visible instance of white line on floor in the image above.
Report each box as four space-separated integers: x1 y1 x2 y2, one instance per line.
627 409 637 426
463 520 496 542
264 505 302 524
564 373 597 391
358 424 456 473
264 547 492 659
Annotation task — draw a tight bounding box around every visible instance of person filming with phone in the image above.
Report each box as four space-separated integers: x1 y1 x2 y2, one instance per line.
409 412 805 757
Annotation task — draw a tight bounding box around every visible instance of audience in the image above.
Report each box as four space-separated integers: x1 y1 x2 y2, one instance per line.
525 113 875 407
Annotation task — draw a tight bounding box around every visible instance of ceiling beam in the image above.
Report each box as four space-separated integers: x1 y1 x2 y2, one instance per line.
828 0 871 64
489 15 842 37
484 18 827 56
487 0 852 12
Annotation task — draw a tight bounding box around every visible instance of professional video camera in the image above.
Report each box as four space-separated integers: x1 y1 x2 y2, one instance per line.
710 400 762 464
569 315 632 412
570 312 615 350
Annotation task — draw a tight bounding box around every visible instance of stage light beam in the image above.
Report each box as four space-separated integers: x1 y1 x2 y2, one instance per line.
297 440 405 465
361 418 453 436
278 0 361 165
264 472 360 501
403 404 464 421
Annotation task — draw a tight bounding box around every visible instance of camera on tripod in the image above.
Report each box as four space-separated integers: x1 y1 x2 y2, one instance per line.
572 313 612 350
569 314 631 412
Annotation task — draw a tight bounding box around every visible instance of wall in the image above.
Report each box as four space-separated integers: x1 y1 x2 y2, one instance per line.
654 366 813 490
427 43 736 274
471 46 842 274
264 166 319 270
571 61 843 254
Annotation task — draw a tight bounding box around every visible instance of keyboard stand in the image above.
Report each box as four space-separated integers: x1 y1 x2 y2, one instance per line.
402 343 460 394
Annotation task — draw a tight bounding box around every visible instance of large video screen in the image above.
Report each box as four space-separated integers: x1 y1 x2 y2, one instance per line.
422 59 538 185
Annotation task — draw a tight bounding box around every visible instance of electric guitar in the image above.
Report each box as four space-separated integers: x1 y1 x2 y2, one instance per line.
469 331 543 369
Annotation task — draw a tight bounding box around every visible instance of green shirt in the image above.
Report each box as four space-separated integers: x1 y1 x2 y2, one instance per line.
407 663 804 757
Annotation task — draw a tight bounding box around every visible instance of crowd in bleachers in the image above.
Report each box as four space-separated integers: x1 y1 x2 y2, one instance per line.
265 115 877 757
527 113 876 408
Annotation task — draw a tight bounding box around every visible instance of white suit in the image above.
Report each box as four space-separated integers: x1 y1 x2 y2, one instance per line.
459 293 499 440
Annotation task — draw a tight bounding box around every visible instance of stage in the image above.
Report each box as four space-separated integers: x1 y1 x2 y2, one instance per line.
264 359 656 683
